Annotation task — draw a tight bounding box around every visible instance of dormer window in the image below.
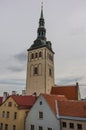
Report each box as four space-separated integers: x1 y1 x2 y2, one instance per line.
8 102 12 107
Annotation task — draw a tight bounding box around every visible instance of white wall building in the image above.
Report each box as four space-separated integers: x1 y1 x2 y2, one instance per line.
25 94 66 130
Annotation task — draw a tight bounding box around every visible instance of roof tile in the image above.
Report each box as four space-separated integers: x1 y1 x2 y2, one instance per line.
58 100 86 118
51 85 78 100
11 95 37 109
42 94 67 114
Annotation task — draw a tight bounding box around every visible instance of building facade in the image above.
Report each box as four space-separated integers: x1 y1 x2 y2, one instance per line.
26 5 54 95
25 94 65 130
0 95 37 130
57 100 86 130
51 82 81 100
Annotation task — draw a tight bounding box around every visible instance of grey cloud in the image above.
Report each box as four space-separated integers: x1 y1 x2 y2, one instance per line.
8 66 25 72
56 76 83 85
7 51 27 72
14 51 27 63
0 79 25 86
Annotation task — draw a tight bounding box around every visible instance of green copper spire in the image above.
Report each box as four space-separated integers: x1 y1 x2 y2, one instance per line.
28 2 53 53
37 2 46 40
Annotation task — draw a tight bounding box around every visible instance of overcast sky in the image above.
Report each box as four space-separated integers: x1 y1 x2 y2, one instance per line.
0 0 86 98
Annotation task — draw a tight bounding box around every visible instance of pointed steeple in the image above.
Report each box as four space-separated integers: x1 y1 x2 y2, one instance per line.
37 2 46 40
28 2 53 53
41 2 43 18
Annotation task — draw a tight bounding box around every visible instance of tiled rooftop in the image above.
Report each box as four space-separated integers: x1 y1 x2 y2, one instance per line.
11 95 37 109
42 94 67 114
51 85 78 100
58 100 86 118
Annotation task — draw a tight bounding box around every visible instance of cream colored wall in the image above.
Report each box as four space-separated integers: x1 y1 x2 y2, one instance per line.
45 48 54 94
26 47 54 95
61 118 86 130
0 97 29 130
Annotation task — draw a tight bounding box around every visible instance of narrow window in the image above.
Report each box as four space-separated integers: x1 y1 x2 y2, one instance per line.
39 126 43 130
34 67 38 74
39 52 42 57
39 112 43 119
69 123 74 129
35 53 38 58
77 124 82 130
49 68 52 76
31 53 34 59
13 125 16 130
2 111 5 118
40 101 42 105
48 128 52 130
6 112 9 118
0 123 3 130
14 112 17 119
5 124 8 130
62 122 66 128
31 125 34 130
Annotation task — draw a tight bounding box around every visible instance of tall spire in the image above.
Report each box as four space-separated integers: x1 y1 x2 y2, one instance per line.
37 2 46 40
41 2 43 18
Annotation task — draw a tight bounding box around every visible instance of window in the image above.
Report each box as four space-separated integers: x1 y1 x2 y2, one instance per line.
48 128 52 130
39 126 43 130
40 101 42 105
34 67 38 74
35 53 38 58
2 111 5 118
39 52 42 57
13 125 16 130
5 124 8 130
14 112 17 119
69 123 74 129
49 68 52 76
31 53 34 59
77 124 82 130
0 123 3 130
8 102 12 107
62 122 66 128
31 125 34 130
6 111 9 118
39 112 43 119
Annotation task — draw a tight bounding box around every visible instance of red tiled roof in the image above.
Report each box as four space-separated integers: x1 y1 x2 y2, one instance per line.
0 97 3 105
42 94 67 114
51 85 78 100
58 100 86 118
11 95 37 109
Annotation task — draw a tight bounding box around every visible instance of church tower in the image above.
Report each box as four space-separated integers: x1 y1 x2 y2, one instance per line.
26 4 54 95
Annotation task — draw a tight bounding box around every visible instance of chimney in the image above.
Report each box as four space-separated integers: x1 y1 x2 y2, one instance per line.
76 82 79 87
3 92 9 102
22 90 26 96
12 91 16 95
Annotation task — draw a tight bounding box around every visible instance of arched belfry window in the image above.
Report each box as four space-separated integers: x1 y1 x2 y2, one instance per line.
39 64 42 75
35 52 38 58
49 68 52 76
31 53 34 59
30 65 34 76
34 67 38 74
39 51 42 57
